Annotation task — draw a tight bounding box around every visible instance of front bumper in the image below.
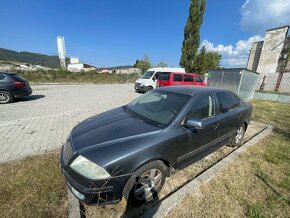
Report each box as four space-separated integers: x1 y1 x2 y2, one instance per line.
62 168 130 205
134 83 147 92
60 144 131 205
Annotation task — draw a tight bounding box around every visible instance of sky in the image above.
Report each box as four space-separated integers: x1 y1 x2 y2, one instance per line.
0 0 289 68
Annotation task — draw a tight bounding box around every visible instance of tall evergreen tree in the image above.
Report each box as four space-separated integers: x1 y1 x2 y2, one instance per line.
180 0 206 72
193 46 221 75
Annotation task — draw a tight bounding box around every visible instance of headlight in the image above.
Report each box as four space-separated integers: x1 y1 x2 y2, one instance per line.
70 155 111 180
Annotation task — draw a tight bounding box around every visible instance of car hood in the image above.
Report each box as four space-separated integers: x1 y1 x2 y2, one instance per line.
135 78 147 84
71 107 161 151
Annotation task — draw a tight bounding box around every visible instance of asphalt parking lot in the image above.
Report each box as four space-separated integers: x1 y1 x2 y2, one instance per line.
0 84 140 163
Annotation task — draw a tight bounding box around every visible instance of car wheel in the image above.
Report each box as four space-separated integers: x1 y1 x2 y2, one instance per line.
123 160 167 205
229 123 246 147
0 91 13 104
145 86 153 92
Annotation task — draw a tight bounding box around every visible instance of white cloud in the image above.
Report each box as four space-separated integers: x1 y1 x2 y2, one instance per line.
241 0 290 33
201 35 263 67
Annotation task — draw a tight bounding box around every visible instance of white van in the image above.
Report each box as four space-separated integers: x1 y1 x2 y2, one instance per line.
134 67 185 92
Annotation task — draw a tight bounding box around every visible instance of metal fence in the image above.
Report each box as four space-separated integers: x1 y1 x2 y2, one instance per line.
207 69 259 100
256 72 290 93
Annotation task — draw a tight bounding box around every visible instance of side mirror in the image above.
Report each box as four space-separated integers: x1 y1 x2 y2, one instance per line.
184 119 204 131
152 76 156 81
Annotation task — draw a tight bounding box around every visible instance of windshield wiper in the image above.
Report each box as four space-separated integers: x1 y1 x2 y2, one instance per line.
123 106 145 123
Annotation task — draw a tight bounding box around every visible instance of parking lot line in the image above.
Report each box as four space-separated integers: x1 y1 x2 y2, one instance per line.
0 112 71 126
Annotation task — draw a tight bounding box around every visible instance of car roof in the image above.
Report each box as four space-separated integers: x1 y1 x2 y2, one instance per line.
157 86 234 96
0 72 17 75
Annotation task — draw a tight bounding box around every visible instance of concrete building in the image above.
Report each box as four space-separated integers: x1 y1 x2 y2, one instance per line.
99 68 142 74
247 25 290 74
67 57 96 72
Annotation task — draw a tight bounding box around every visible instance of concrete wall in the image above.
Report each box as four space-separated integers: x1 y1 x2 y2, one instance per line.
256 26 289 74
67 63 84 71
247 41 263 72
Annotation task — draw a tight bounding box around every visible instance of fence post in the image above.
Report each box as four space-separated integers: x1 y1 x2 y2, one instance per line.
237 70 243 95
220 71 224 88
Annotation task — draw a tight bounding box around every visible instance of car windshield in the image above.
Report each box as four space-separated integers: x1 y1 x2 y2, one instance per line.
126 90 190 126
141 71 155 79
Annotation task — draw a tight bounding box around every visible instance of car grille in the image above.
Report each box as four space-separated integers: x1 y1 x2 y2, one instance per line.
63 139 75 165
135 82 141 89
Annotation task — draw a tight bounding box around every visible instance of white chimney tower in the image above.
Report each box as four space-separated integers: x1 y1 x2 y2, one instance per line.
57 36 66 69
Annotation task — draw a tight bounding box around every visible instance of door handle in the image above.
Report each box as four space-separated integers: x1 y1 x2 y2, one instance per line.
212 124 218 129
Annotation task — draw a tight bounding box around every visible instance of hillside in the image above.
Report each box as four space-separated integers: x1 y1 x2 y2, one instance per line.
0 48 61 68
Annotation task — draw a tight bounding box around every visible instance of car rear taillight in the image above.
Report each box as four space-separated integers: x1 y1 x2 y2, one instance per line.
14 81 26 87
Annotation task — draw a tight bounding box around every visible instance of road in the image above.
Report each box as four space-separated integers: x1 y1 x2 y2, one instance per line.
0 84 140 163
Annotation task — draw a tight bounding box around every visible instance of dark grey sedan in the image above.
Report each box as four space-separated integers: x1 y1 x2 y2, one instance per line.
60 86 252 205
0 72 32 104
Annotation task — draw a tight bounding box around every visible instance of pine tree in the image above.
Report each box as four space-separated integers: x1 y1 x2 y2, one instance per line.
180 0 206 72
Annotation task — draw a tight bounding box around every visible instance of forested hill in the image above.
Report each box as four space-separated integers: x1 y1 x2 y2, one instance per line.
0 48 61 68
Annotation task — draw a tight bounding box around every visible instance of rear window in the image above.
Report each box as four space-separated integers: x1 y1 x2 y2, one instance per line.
194 76 202 82
0 74 5 80
159 72 170 81
11 74 27 82
184 75 193 82
173 74 182 81
217 92 241 113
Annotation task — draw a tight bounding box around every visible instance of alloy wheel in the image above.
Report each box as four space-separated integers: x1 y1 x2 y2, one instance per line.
0 93 9 103
133 168 162 202
235 126 245 144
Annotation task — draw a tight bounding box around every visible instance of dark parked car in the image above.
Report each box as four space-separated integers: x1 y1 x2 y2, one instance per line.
0 72 32 104
60 86 252 205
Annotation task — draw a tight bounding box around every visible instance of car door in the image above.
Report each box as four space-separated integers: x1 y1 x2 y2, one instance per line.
215 92 243 140
175 93 219 166
193 76 203 86
172 73 183 86
183 74 194 86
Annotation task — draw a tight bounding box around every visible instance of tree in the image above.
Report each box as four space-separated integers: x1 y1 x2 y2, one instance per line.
156 61 168 68
134 55 152 74
192 46 221 75
180 0 206 72
133 59 139 68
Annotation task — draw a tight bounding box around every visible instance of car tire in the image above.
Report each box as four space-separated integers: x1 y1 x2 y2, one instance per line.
229 123 246 147
123 160 167 205
0 91 14 104
145 86 153 92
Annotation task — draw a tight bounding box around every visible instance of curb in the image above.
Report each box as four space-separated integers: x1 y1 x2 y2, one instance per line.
142 123 273 218
67 188 81 218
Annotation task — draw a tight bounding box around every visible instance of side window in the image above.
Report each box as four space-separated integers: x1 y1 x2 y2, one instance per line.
184 75 193 82
0 74 5 80
173 74 182 81
159 72 170 81
187 94 215 120
194 76 202 82
217 92 241 113
154 72 160 79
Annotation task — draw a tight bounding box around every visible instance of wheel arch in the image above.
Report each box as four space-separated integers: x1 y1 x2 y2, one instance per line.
132 157 171 176
0 89 15 97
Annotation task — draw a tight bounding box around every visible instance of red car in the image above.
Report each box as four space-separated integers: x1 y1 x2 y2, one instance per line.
157 72 206 88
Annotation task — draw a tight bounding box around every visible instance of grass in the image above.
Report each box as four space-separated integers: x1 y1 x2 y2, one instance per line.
167 100 290 218
0 100 289 217
0 151 67 218
16 69 139 84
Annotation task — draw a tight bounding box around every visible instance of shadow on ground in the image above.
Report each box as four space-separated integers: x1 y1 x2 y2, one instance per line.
15 95 46 102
